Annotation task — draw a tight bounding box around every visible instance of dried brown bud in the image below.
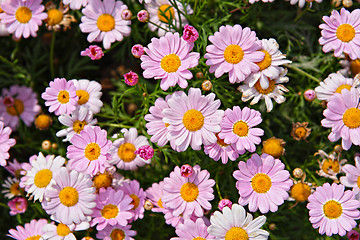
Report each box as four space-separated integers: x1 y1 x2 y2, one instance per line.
144 200 153 210
293 168 304 178
202 80 212 91
196 72 204 79
42 140 51 150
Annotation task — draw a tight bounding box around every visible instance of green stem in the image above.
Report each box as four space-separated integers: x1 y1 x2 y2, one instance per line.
0 202 9 209
103 41 121 54
97 122 133 129
50 31 56 79
294 6 309 22
148 20 171 32
285 64 320 83
215 174 222 200
137 81 148 95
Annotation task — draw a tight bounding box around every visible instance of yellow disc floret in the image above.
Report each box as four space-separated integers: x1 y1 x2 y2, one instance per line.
76 90 90 105
16 7 32 23
233 121 249 137
25 236 41 240
47 9 63 26
161 54 181 73
224 45 244 64
335 84 351 94
34 169 53 188
294 127 307 138
157 4 174 23
321 159 340 174
343 108 360 129
93 173 113 190
6 99 24 116
35 114 52 130
57 90 70 104
157 198 164 208
216 133 229 147
59 186 79 207
254 79 276 95
290 182 311 202
130 194 140 210
256 50 272 71
180 182 199 202
224 227 249 240
262 137 284 158
336 24 356 42
73 120 87 134
10 182 20 195
97 14 115 32
182 109 204 132
84 143 101 161
56 223 71 237
110 229 125 240
101 204 119 219
251 173 272 194
118 143 136 162
323 200 342 219
193 238 206 240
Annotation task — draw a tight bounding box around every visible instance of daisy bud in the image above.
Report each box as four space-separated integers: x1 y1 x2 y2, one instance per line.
182 24 199 43
137 10 149 22
134 145 154 160
124 71 139 86
196 72 204 78
81 238 95 240
342 0 353 7
34 114 53 130
8 197 27 216
51 143 58 150
41 140 51 150
202 80 212 91
80 45 104 60
180 164 193 178
347 230 359 240
303 89 316 102
131 44 145 58
121 9 132 20
218 199 232 211
293 168 304 178
334 144 343 153
269 223 277 231
144 200 153 210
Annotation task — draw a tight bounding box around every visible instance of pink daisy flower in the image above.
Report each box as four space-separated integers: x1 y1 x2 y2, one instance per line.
162 88 224 152
340 154 360 199
204 132 244 164
162 165 215 219
7 219 48 240
319 8 360 60
0 0 47 39
79 0 131 49
171 218 214 240
0 121 15 166
96 224 136 240
140 32 200 91
0 85 41 130
218 106 264 153
118 179 146 222
42 168 97 225
42 221 90 240
8 197 27 216
145 181 166 213
71 79 103 114
67 125 112 176
63 0 88 10
41 78 78 116
5 158 24 178
307 183 360 236
233 153 293 213
321 88 360 150
81 45 104 60
109 128 150 170
204 24 264 84
91 187 133 231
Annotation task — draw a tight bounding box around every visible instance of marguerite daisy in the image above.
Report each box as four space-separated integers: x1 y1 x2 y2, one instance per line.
2 177 21 199
63 0 88 10
7 219 48 240
96 224 136 240
287 0 322 8
42 221 90 240
0 121 16 166
340 154 360 199
71 79 103 114
172 218 214 240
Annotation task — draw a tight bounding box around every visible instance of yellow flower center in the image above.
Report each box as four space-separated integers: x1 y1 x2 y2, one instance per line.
59 186 79 207
57 90 70 104
56 223 71 237
182 109 204 132
73 120 87 134
76 90 90 105
262 138 283 158
118 143 136 162
157 4 174 23
336 24 356 42
10 182 20 195
110 229 125 240
47 9 63 26
323 200 342 219
15 7 32 23
256 50 272 71
216 132 229 147
35 114 52 130
84 143 101 161
290 182 311 202
161 54 181 73
180 182 199 202
357 176 360 188
6 99 24 116
25 236 41 240
97 14 115 32
101 204 119 219
193 238 206 240
251 173 272 193
224 45 244 64
130 194 140 210
157 198 163 208
294 127 307 138
224 227 249 240
93 173 112 190
165 123 170 128
335 84 351 94
254 79 276 94
321 159 340 174
34 169 53 188
350 59 360 76
233 121 249 137
343 108 360 129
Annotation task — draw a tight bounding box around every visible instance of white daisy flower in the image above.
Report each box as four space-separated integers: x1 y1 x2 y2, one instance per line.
62 0 88 10
145 0 193 36
207 204 269 240
1 177 21 199
315 72 360 101
238 69 289 112
20 152 65 202
287 0 322 8
42 220 90 240
246 38 291 89
71 79 103 114
56 107 97 142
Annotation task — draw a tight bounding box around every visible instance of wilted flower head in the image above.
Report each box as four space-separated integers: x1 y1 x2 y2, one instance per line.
291 122 311 141
81 45 104 60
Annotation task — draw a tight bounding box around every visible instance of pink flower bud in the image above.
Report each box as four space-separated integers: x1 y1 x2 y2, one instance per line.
80 45 104 60
347 230 360 240
131 44 145 58
134 145 154 160
121 9 132 20
303 89 316 102
182 24 199 43
124 71 139 86
137 10 149 22
8 197 27 216
218 199 232 211
180 164 193 178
